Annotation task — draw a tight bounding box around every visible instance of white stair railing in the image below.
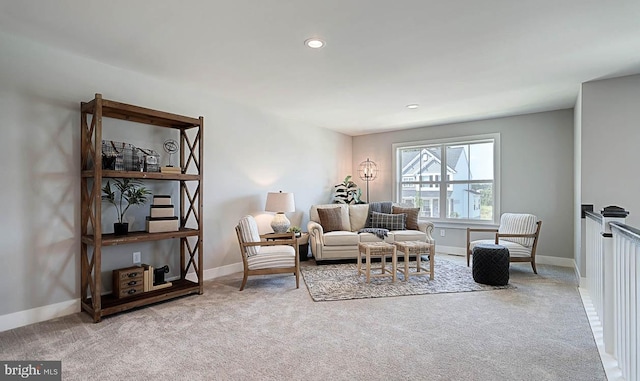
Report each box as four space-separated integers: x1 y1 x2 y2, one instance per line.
612 223 640 381
583 206 634 380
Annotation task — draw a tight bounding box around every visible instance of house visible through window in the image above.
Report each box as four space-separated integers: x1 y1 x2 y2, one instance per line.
393 134 499 224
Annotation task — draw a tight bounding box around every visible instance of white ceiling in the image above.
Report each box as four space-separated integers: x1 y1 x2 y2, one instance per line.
2 0 640 136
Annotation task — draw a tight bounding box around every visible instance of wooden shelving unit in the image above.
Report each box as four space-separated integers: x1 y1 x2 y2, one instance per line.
80 93 203 322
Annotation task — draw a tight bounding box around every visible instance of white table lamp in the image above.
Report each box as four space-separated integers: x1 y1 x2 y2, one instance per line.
265 191 295 233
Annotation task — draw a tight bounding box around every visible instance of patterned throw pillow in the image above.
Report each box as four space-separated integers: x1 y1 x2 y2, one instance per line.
392 206 420 230
318 207 344 232
370 211 406 231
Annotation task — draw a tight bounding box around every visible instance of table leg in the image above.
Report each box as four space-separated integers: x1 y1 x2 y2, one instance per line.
366 249 371 283
392 248 397 282
429 248 434 280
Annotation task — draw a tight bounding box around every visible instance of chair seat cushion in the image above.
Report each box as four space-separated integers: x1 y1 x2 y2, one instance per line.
470 239 532 258
248 245 295 270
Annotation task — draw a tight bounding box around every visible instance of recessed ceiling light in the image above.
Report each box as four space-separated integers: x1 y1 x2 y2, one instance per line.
305 38 325 49
406 104 419 109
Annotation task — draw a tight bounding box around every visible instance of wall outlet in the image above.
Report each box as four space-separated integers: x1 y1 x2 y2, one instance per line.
133 251 141 264
440 229 445 237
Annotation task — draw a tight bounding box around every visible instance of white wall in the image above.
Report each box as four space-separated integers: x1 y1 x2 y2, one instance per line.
352 110 575 261
580 74 640 227
0 31 352 321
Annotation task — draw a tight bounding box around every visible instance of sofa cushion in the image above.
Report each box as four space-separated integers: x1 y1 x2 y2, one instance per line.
392 206 420 230
323 231 360 246
310 204 351 231
318 207 344 232
359 232 394 243
371 211 406 231
391 230 427 242
349 204 370 231
365 201 393 227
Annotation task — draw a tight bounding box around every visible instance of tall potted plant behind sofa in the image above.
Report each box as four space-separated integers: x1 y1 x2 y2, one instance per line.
102 178 151 235
332 175 365 204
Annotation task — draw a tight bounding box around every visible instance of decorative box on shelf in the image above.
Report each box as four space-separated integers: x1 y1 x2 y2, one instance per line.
113 266 145 298
146 216 179 233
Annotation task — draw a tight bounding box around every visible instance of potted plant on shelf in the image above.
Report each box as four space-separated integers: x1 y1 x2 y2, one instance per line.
102 178 151 235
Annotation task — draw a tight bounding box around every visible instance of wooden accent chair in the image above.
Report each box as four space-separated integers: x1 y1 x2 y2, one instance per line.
466 213 542 273
235 215 299 291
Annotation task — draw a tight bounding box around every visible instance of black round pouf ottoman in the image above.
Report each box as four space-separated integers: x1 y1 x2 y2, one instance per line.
472 243 510 286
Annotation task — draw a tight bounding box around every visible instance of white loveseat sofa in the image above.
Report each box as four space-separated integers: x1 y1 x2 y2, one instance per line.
307 203 435 261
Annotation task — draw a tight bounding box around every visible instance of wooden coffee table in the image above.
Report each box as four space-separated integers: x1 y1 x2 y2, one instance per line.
393 241 435 280
357 242 397 283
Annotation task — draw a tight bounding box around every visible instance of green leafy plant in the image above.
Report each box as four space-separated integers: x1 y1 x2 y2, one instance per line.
102 178 151 223
288 226 302 234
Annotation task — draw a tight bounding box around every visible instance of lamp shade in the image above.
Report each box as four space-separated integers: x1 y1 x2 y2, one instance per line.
265 191 295 213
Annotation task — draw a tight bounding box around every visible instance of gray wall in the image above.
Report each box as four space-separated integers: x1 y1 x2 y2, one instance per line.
352 110 575 261
0 31 352 318
574 74 640 277
580 74 640 226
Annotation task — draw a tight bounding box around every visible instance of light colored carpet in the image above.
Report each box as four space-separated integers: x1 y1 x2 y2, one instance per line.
302 257 514 301
0 255 605 381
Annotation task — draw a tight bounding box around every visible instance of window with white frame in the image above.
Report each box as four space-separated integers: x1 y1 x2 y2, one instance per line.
393 134 499 224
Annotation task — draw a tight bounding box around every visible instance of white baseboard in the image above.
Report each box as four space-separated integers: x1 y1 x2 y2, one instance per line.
437 246 576 268
436 245 466 256
186 262 243 282
0 299 80 332
2 263 244 332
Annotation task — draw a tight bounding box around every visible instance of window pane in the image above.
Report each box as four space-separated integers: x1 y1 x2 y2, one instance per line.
471 183 493 220
446 145 470 181
447 183 493 220
469 142 493 181
400 188 440 218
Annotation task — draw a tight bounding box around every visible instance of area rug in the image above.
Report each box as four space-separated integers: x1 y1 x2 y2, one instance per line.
301 257 515 301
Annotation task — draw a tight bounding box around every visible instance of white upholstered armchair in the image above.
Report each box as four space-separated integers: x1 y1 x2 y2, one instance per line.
235 215 299 291
466 213 542 273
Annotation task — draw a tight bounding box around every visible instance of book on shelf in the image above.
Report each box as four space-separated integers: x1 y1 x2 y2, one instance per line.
152 195 172 205
160 166 181 174
150 205 175 218
146 216 179 233
141 264 151 292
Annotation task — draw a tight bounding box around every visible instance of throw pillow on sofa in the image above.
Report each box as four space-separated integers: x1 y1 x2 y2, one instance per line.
370 211 406 231
318 207 344 232
392 206 420 230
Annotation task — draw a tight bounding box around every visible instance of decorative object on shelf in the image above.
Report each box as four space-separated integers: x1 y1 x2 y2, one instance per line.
163 139 179 166
112 266 145 298
102 140 135 171
288 225 302 238
265 191 295 233
153 265 170 286
357 158 378 203
146 195 179 232
134 146 160 172
101 178 151 235
332 175 363 204
161 139 181 173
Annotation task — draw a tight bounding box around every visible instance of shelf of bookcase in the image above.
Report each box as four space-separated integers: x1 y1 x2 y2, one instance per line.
82 170 200 181
82 228 199 246
81 278 200 318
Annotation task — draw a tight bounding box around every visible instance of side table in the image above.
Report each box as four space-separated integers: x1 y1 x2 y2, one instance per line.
265 232 309 262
